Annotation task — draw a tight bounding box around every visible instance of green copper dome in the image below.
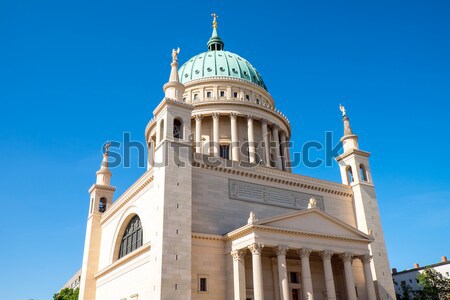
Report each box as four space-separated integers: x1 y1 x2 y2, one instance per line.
178 15 267 91
178 50 267 90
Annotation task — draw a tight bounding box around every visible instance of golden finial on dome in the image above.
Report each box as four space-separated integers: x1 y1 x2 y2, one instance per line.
211 13 218 28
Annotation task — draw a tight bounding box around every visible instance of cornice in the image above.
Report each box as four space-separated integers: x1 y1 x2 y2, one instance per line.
101 169 154 224
94 243 151 279
192 153 353 198
192 232 225 241
88 184 116 193
336 148 371 161
223 224 371 244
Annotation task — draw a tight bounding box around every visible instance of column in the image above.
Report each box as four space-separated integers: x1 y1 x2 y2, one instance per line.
195 115 202 154
261 119 270 167
340 253 357 300
320 250 337 300
248 243 264 300
279 131 289 172
360 255 377 300
271 257 281 300
276 246 290 300
230 113 240 161
247 115 256 163
298 248 314 300
272 125 282 170
231 249 247 300
212 113 220 157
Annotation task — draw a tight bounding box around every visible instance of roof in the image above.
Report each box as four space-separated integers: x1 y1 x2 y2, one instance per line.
178 50 267 90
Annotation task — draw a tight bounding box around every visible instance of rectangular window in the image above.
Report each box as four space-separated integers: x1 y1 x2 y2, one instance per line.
193 93 198 100
199 278 207 292
220 90 225 97
290 272 299 283
233 92 238 98
245 94 250 100
206 91 211 98
220 144 230 160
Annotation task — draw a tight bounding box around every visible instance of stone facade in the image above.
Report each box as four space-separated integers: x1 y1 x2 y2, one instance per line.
75 16 396 300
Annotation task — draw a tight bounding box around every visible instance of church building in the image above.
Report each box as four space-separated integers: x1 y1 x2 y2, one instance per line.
77 14 396 300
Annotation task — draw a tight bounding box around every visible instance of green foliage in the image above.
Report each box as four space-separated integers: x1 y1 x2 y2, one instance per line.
398 281 414 300
53 287 79 300
416 268 450 300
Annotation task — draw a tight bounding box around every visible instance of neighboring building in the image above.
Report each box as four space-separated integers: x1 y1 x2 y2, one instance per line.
75 15 396 300
392 256 450 296
61 268 81 290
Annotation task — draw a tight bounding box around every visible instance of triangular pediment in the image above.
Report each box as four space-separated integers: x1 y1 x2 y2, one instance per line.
255 208 371 241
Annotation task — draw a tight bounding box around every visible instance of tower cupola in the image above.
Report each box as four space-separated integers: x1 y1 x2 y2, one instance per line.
207 13 224 51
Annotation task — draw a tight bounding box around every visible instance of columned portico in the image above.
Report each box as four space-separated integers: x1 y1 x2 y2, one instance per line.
230 113 240 161
261 119 270 167
231 249 247 300
212 112 220 157
247 115 256 163
195 115 202 153
361 255 377 300
320 250 337 300
341 252 358 300
275 246 290 300
272 125 282 169
248 243 265 300
299 248 314 300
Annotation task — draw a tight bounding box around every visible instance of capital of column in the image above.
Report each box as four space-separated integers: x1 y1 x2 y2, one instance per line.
195 115 202 121
230 112 238 120
212 112 220 119
360 254 372 264
320 250 334 261
248 243 264 255
231 249 247 261
261 118 268 125
275 245 289 256
298 248 312 258
247 115 254 122
340 252 354 262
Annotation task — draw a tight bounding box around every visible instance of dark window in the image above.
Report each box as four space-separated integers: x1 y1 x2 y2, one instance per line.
256 99 260 104
220 144 229 160
290 272 299 283
193 94 198 100
99 198 107 213
245 94 250 100
360 164 368 181
346 166 354 184
220 91 225 97
118 215 143 259
199 277 207 292
206 91 211 98
173 119 182 139
233 92 238 98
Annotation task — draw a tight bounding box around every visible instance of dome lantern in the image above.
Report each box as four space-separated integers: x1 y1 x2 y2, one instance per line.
207 13 224 51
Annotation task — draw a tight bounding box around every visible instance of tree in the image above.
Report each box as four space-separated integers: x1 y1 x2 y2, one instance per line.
53 287 79 300
416 268 450 300
398 281 414 300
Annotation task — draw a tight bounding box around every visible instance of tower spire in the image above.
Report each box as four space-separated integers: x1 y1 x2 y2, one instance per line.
163 48 185 101
207 13 224 51
96 142 112 185
339 104 359 151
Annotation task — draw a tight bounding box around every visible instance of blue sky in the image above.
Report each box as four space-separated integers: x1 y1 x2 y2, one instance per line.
1 0 449 299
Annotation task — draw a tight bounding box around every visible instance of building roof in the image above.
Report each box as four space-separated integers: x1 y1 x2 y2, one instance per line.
393 260 450 275
178 16 267 91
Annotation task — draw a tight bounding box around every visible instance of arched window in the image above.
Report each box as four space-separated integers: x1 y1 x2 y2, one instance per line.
99 198 107 213
118 215 143 259
173 119 182 139
346 166 354 184
360 164 368 182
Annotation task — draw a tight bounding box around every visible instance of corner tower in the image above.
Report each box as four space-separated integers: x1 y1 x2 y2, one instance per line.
145 48 194 299
79 145 116 300
336 105 396 299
